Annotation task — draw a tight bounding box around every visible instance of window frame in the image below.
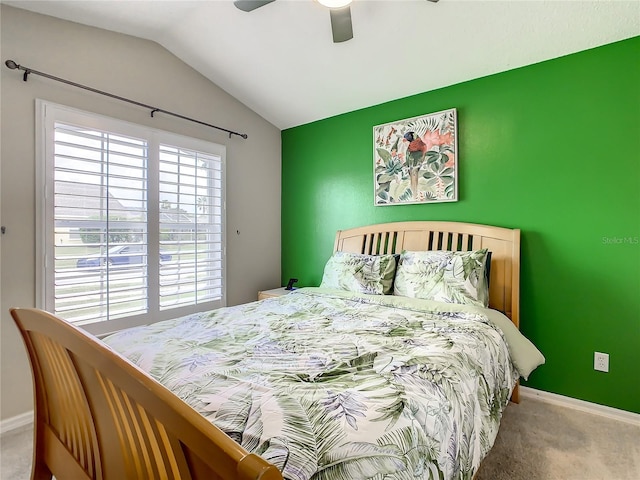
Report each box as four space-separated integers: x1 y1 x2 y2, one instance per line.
36 100 227 336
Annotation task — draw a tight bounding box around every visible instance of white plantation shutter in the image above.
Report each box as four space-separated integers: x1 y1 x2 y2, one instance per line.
39 101 226 334
53 124 149 324
159 146 224 309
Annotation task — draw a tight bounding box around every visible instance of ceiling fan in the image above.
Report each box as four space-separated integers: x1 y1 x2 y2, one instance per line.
234 0 440 43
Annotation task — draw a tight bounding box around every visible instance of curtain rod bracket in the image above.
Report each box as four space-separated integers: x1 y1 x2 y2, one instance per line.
4 59 249 140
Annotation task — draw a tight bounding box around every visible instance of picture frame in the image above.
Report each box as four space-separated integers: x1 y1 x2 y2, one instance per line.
373 108 458 205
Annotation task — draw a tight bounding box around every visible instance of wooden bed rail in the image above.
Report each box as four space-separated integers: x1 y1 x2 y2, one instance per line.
10 307 283 480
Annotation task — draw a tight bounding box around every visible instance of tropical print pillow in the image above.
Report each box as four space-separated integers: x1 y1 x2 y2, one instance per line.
394 249 490 307
320 252 397 295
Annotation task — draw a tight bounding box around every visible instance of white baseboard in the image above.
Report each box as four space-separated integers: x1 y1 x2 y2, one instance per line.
0 411 33 435
520 386 640 427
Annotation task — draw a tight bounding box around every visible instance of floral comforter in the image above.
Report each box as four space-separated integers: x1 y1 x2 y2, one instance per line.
104 288 519 480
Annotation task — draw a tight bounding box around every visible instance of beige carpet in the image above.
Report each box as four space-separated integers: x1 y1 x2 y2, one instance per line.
477 397 640 480
1 396 639 479
0 424 32 480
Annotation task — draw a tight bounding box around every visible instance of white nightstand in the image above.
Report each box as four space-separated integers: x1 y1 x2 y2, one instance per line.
258 287 295 300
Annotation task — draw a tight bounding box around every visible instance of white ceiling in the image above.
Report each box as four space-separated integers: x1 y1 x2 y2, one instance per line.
4 0 639 129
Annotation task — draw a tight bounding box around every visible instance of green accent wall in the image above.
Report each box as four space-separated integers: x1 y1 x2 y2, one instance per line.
282 37 640 414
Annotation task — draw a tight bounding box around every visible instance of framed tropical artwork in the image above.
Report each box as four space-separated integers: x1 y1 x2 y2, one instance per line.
374 108 458 205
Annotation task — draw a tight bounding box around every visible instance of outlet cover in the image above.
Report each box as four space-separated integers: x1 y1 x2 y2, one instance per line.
594 352 609 372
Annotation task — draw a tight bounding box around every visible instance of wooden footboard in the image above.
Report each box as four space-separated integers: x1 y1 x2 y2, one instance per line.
10 307 284 480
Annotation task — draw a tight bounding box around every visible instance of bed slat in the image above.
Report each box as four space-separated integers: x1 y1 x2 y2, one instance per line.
31 333 100 478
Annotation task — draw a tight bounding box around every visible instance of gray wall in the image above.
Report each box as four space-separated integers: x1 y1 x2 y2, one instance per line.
0 5 282 421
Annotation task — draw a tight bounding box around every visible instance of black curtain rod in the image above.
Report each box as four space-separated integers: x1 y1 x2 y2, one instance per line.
4 59 248 140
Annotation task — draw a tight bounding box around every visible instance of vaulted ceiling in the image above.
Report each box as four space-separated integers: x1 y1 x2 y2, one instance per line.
4 0 639 129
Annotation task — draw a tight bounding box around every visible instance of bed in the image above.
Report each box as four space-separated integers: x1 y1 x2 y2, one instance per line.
13 221 544 480
104 221 543 479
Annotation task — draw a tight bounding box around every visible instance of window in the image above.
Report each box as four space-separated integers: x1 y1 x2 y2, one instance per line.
37 101 226 335
158 145 224 309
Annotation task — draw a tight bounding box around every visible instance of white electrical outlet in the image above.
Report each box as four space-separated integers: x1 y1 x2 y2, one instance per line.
594 352 609 372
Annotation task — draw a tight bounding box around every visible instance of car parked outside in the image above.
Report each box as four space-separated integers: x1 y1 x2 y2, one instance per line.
76 244 172 268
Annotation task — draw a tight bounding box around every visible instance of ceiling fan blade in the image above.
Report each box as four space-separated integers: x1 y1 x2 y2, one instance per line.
329 6 353 43
233 0 276 12
426 0 440 2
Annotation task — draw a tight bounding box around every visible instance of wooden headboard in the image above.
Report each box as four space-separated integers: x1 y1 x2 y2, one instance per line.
334 221 521 328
